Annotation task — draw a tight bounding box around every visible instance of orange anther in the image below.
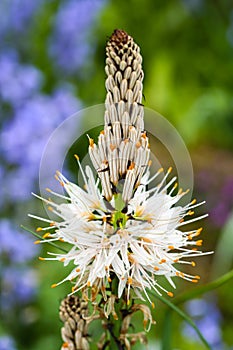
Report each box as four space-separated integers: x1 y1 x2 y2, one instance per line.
128 277 133 285
89 138 94 147
168 167 172 174
128 162 135 170
159 259 166 264
42 232 50 239
110 144 116 151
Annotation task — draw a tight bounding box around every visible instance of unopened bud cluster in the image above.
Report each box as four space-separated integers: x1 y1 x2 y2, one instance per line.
89 29 150 202
60 295 90 350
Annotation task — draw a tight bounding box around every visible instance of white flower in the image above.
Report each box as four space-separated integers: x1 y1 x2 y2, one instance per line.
30 30 211 305
30 156 209 304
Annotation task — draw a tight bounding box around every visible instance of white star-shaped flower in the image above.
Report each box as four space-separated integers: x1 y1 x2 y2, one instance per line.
30 157 209 304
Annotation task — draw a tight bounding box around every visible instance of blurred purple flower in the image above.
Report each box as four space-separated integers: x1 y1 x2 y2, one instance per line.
210 179 233 228
48 0 106 73
183 298 223 349
0 50 43 107
1 266 38 310
0 219 39 263
0 336 17 350
211 202 231 228
0 0 45 37
196 170 215 196
0 166 4 205
1 85 81 201
196 171 233 228
3 166 37 202
2 88 80 165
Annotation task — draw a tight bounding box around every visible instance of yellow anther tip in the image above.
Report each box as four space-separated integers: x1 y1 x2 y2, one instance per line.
34 240 41 245
42 232 50 239
36 227 43 232
128 277 133 285
196 240 203 246
74 154 79 160
194 275 201 279
51 283 57 288
158 167 164 173
89 138 94 147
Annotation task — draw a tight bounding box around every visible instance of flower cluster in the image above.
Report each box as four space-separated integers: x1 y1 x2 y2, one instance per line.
0 219 38 312
48 0 106 74
32 30 209 308
183 297 223 349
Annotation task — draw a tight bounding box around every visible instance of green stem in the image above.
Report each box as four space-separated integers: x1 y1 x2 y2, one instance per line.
161 310 172 350
173 269 233 305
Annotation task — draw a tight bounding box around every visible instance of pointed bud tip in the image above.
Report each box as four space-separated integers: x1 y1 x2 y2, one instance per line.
110 29 129 46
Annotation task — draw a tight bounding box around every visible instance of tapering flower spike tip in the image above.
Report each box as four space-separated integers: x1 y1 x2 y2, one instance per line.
89 29 149 203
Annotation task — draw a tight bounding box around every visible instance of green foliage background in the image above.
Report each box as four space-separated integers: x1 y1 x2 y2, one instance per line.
1 0 233 349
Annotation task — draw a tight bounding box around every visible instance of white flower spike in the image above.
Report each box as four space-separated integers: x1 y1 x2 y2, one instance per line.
31 30 210 306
